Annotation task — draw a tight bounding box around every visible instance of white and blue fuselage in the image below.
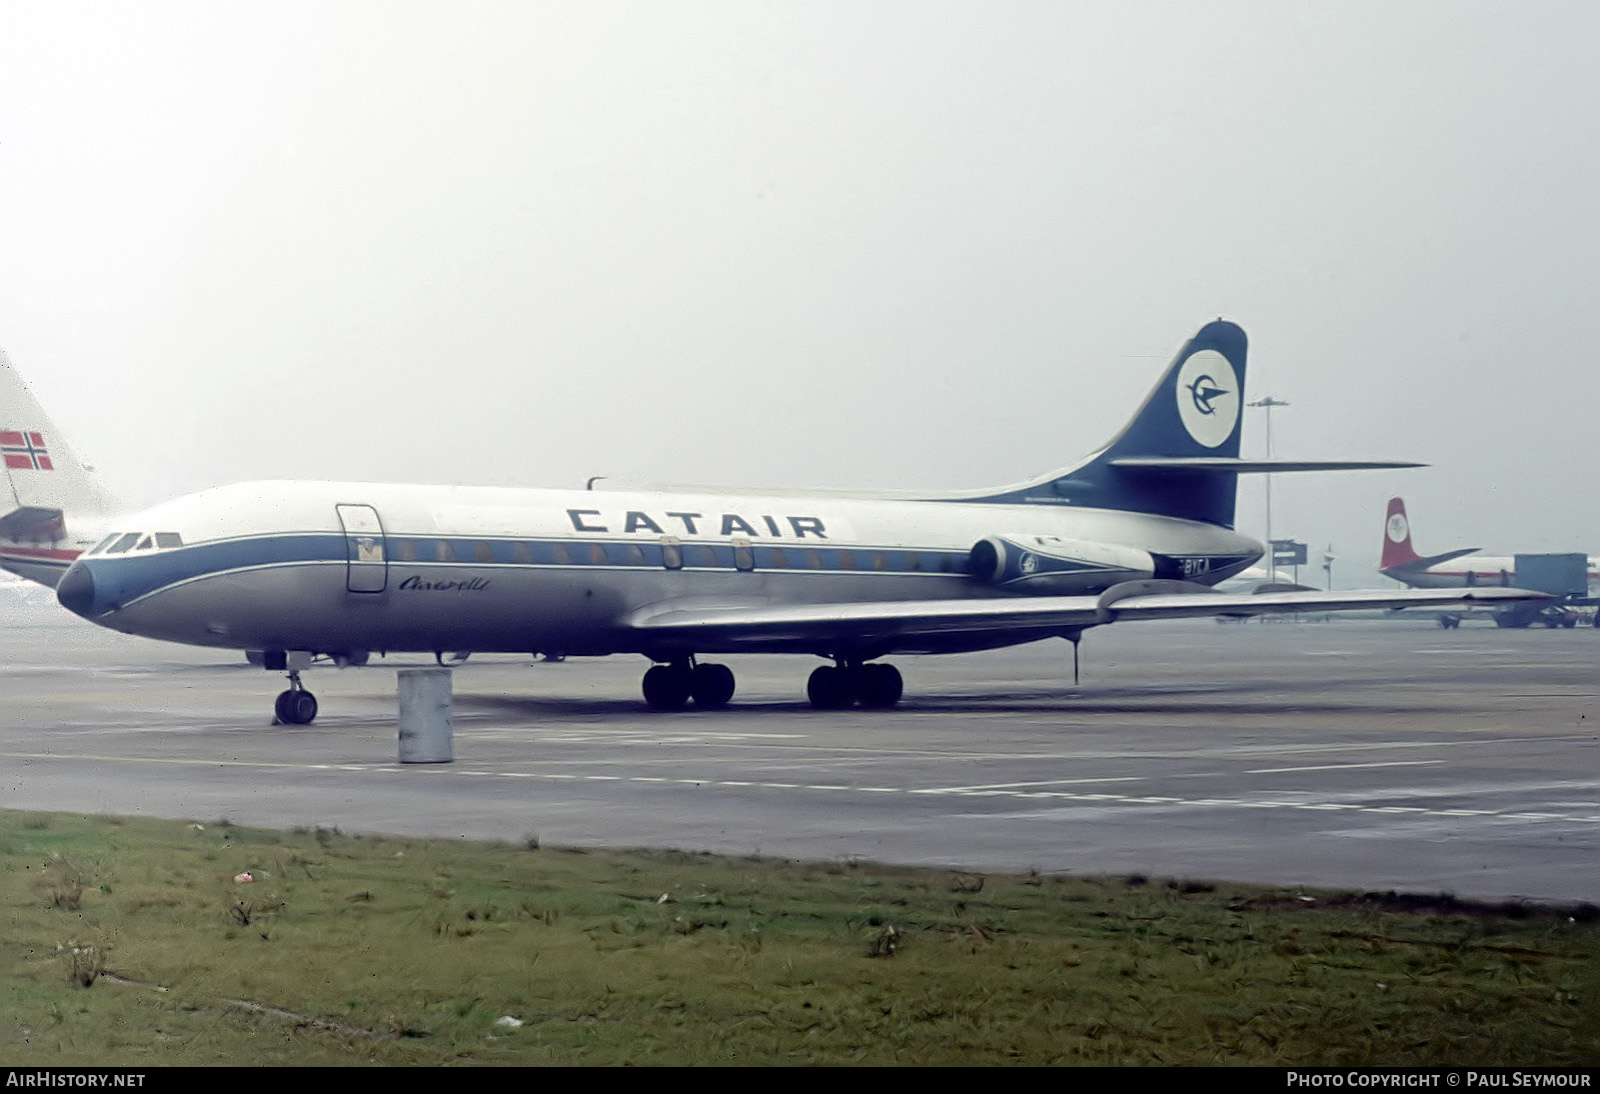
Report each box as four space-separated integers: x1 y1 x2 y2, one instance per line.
59 479 1260 659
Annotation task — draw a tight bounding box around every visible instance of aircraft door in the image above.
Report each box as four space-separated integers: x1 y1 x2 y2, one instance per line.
336 503 388 593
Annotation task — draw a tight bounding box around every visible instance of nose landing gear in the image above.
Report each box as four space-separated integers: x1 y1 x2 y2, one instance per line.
273 670 319 725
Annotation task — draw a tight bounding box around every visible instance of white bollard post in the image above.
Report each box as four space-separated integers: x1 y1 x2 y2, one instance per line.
397 667 453 763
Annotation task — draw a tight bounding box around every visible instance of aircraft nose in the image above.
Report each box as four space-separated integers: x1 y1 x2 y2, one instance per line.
57 561 97 618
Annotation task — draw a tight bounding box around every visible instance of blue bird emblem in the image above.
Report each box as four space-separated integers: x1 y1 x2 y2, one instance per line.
1186 374 1228 416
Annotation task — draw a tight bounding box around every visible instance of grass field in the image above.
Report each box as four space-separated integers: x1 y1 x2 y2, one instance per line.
3 810 1596 1066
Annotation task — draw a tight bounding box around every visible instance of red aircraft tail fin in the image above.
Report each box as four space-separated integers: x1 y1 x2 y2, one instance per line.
1380 497 1422 571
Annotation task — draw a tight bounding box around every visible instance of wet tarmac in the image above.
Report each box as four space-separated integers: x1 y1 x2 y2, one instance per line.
3 595 1596 903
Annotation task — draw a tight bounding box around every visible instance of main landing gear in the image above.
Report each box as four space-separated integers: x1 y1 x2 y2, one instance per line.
806 661 903 710
641 657 736 711
274 670 319 725
639 656 905 711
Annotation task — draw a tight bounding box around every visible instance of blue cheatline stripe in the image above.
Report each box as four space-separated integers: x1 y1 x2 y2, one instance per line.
82 531 978 608
85 533 347 609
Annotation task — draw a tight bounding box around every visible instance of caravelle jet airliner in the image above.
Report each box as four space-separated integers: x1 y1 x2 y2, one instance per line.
9 320 1538 724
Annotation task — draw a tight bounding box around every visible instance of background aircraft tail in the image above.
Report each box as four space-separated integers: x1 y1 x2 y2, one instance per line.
1380 497 1422 570
0 348 120 586
1378 495 1484 578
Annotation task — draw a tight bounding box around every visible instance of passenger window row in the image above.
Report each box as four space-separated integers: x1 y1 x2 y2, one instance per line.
385 537 965 575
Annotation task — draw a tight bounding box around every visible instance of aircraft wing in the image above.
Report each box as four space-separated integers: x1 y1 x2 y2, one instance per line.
625 584 1545 651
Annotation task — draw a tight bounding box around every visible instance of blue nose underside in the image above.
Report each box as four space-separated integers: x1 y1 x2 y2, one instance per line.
57 561 97 618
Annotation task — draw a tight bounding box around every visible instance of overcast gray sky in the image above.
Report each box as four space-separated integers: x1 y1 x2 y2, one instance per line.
2 1 1596 583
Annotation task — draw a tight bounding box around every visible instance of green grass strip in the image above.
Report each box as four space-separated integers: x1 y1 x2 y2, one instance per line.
3 810 1596 1065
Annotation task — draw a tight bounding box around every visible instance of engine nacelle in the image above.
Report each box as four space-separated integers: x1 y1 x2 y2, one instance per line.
968 534 1157 594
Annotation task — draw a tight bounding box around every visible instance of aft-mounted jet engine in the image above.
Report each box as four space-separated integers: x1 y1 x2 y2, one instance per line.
968 534 1157 594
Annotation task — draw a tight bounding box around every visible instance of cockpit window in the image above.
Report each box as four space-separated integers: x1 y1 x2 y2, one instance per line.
134 536 153 551
90 534 120 554
105 532 142 554
155 532 183 549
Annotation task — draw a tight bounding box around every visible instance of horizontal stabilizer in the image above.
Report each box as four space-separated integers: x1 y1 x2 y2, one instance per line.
0 505 63 540
1109 458 1425 473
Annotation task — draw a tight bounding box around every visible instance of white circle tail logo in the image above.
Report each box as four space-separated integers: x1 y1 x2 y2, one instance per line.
1175 350 1240 449
1386 512 1409 544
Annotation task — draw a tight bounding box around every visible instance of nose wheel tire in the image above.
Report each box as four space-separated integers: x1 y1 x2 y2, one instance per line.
274 688 319 725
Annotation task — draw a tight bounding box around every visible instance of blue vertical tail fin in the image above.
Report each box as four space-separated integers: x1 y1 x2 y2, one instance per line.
944 320 1249 526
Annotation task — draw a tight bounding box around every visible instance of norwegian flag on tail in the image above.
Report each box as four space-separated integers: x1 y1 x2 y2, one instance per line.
1 430 54 471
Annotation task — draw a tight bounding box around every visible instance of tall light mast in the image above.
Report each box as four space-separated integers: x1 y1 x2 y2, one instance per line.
1248 395 1289 578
